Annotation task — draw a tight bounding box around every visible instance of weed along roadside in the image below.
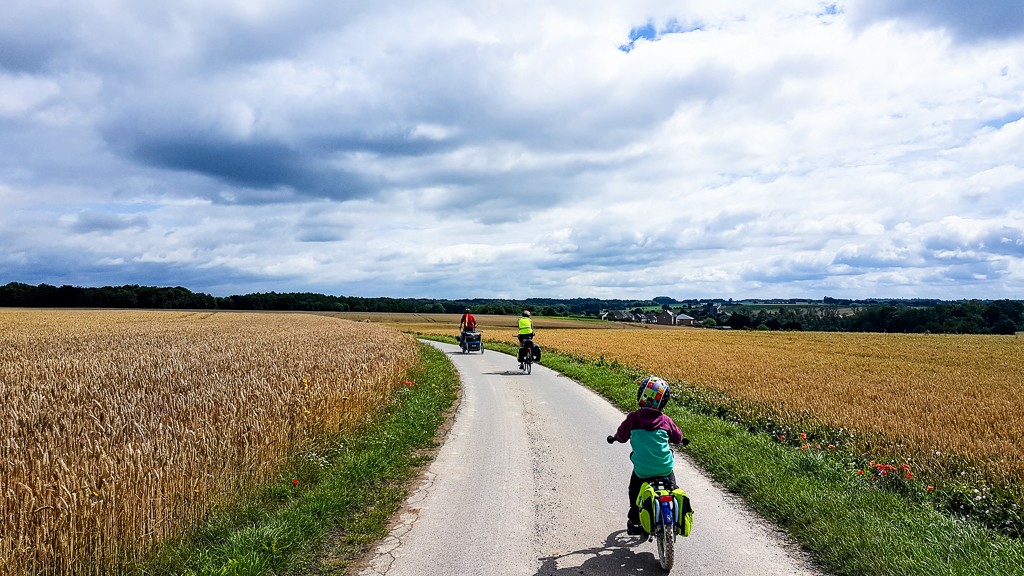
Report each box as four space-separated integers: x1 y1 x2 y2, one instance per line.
144 342 460 575
418 334 1024 576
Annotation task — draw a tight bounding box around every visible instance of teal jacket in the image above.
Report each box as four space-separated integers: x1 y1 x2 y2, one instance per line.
613 407 684 478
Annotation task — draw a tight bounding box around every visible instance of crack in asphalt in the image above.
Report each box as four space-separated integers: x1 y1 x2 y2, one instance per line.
356 470 435 576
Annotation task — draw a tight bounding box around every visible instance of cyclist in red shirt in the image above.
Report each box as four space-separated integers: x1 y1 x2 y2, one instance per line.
458 308 477 347
459 308 477 332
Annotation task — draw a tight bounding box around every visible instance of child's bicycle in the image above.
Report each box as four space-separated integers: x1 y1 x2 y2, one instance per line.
608 436 693 572
640 476 682 571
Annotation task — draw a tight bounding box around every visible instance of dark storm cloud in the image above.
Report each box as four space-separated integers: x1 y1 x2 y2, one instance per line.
70 211 149 234
922 225 1024 258
741 258 837 283
0 4 76 72
11 255 275 297
851 0 1024 42
119 135 377 202
832 250 907 270
984 227 1024 256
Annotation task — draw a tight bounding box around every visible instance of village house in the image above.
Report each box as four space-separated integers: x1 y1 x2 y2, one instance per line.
603 310 636 322
674 313 695 326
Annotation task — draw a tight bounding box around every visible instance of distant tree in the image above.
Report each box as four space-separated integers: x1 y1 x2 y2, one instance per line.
726 312 751 329
992 317 1018 335
985 300 1024 327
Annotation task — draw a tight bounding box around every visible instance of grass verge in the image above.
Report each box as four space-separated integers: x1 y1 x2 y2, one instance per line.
440 337 1024 576
143 342 459 576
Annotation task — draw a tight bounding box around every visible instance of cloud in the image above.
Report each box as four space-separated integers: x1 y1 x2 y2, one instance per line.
848 0 1024 42
70 211 149 234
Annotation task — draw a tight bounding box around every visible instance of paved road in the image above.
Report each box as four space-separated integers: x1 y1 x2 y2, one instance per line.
358 341 824 576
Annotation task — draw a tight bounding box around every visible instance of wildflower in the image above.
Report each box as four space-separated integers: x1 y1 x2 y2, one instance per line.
927 486 935 492
779 435 785 441
827 444 836 450
293 479 300 486
800 433 807 441
906 472 912 479
857 470 864 476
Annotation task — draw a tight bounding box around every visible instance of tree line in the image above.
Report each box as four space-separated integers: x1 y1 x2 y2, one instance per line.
0 283 651 318
707 300 1023 335
1 282 1020 335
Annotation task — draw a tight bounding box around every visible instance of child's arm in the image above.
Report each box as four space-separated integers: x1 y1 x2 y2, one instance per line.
609 414 634 443
665 417 687 445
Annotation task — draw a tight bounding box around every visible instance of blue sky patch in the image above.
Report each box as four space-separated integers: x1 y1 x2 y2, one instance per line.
619 19 704 52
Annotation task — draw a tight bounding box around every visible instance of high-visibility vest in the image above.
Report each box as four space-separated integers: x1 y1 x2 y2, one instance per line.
518 317 534 334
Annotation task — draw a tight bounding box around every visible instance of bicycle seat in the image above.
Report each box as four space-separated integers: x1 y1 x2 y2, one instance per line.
645 477 677 491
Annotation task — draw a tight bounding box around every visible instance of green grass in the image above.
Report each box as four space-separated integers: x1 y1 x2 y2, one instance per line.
491 341 1024 576
142 342 459 576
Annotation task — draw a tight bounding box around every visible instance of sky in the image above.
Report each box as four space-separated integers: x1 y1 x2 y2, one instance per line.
1 1 1023 300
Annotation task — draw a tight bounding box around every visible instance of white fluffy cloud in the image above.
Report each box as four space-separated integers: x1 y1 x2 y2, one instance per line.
1 0 1023 299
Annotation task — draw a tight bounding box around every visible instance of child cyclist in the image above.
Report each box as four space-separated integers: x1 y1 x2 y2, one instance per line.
607 375 689 535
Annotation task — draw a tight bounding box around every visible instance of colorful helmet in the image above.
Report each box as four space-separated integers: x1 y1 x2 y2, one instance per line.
522 310 531 316
637 375 670 410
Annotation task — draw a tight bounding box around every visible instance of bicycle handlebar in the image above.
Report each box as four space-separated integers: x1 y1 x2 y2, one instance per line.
607 435 690 446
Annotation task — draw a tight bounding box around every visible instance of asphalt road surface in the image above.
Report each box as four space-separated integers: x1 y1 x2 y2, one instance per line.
357 341 824 576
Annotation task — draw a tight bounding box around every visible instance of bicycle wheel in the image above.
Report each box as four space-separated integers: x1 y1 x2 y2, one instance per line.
656 525 674 571
525 360 532 374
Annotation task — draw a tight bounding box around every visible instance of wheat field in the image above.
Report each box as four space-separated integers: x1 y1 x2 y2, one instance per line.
371 313 1024 486
0 309 419 576
526 329 1024 478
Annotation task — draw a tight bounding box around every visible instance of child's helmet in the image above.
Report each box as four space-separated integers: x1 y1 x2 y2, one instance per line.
637 375 670 410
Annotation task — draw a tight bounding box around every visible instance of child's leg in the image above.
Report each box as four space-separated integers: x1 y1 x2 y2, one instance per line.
627 471 644 524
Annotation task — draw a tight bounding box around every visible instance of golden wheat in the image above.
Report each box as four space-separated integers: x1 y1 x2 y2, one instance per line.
0 309 418 576
539 329 1024 482
378 315 1024 485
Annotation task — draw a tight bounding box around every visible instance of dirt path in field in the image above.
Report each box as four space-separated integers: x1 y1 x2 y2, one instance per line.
356 341 825 576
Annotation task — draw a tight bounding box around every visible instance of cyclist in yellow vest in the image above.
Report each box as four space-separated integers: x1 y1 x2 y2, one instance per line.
517 310 537 369
517 310 535 344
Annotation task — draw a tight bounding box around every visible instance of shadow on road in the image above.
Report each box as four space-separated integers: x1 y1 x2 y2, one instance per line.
484 370 534 376
534 531 661 575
